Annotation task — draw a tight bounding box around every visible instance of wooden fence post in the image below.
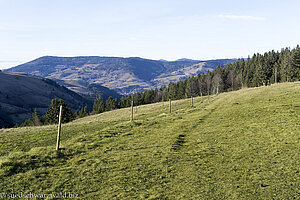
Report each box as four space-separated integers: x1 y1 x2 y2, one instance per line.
191 96 193 107
56 105 62 151
169 99 171 113
131 100 134 121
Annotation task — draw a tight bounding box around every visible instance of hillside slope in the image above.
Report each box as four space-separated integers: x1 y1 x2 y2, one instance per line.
5 56 235 94
0 72 91 127
0 82 299 199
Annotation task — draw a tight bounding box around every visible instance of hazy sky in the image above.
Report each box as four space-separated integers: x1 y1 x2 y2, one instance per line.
0 0 299 69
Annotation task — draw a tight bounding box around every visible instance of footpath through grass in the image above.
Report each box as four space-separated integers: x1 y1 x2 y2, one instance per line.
0 82 299 199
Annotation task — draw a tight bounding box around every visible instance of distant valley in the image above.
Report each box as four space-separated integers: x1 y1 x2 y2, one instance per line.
0 72 92 127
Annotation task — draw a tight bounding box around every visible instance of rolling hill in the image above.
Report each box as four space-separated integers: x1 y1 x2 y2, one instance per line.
0 71 92 128
5 56 235 94
0 82 299 199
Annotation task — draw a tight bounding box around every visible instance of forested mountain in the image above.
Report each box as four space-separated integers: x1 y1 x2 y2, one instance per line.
5 56 235 94
0 72 92 128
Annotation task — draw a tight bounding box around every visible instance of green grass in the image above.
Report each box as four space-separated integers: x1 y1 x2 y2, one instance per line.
0 82 299 199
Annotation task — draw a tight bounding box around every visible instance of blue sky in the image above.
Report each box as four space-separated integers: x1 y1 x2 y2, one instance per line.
0 0 299 69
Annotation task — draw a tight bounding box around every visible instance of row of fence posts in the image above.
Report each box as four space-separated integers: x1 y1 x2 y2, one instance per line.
53 74 281 151
129 93 203 121
56 93 205 151
55 76 280 151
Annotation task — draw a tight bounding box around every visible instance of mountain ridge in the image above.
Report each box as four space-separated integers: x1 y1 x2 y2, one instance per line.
5 56 236 94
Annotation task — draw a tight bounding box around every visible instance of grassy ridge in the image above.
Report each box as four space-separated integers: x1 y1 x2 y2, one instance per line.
0 82 299 199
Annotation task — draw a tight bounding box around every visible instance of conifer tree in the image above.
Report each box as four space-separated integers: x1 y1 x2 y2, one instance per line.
105 96 114 111
205 71 212 95
119 96 126 108
177 80 186 99
168 82 177 100
93 97 105 113
45 99 74 124
32 109 42 126
83 106 89 116
291 47 300 80
280 50 292 82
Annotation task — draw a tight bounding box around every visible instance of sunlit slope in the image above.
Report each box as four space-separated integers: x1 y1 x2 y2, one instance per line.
0 82 299 199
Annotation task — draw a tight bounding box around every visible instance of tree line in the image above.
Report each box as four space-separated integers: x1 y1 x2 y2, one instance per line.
20 46 300 126
19 99 75 127
94 46 300 113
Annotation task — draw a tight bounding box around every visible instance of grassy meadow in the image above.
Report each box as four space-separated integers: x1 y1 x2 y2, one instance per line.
0 82 299 199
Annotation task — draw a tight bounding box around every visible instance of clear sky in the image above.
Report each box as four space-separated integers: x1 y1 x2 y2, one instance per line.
0 0 299 69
